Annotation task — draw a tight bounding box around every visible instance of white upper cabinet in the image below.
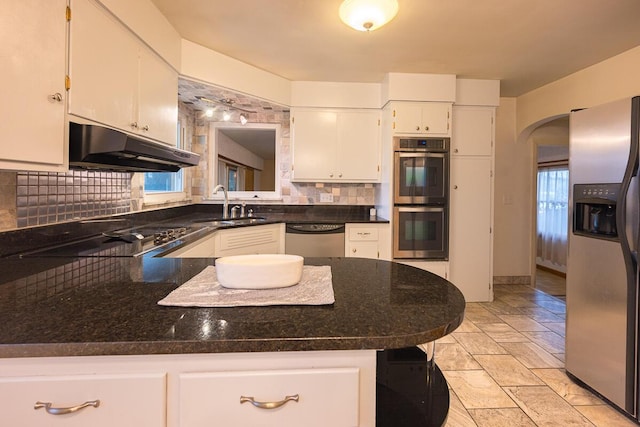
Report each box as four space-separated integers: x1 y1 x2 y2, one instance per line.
291 108 380 182
452 106 494 156
0 0 68 171
68 0 177 146
391 102 452 136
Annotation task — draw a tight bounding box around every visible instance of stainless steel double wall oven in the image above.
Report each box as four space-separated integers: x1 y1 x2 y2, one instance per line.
393 137 450 259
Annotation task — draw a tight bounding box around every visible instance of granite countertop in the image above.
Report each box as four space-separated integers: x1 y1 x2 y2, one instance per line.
0 256 465 358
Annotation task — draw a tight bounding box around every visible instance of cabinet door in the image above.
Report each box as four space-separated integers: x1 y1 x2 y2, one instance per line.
0 0 67 171
421 103 451 136
138 48 178 145
336 111 380 181
178 368 360 427
452 106 494 156
68 0 138 132
0 373 165 427
392 102 451 136
291 110 337 181
214 224 284 257
392 103 423 134
449 157 493 302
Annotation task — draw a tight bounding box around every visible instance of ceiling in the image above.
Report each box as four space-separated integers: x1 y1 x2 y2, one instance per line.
152 0 640 97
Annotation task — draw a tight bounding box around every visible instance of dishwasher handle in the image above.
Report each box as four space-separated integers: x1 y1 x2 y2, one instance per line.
285 223 345 234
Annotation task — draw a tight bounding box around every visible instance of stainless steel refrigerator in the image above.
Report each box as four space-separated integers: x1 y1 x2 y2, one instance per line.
566 95 640 419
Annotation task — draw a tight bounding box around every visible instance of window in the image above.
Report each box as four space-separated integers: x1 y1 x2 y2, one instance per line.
536 165 569 270
143 121 186 201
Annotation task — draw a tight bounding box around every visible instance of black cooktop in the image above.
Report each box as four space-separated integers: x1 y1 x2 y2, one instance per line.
22 224 206 258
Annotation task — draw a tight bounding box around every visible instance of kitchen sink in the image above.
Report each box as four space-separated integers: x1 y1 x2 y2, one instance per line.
194 217 267 226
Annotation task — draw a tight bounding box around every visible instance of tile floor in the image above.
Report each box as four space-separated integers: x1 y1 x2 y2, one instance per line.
434 284 637 427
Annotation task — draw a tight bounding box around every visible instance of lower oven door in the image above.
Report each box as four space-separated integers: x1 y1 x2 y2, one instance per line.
393 206 448 259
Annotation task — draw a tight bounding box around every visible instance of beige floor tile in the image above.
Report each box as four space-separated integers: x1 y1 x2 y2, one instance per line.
435 342 482 371
479 300 525 315
455 318 483 333
463 305 504 324
532 368 603 405
498 314 551 331
499 341 564 368
476 322 529 343
503 386 594 426
473 354 545 386
540 321 565 336
576 405 637 427
521 330 565 354
496 294 540 308
467 408 536 427
444 370 517 409
517 306 565 323
452 332 507 355
444 390 478 427
436 334 458 344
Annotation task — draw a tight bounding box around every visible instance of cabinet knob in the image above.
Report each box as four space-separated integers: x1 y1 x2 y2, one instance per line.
48 93 63 103
131 122 138 129
454 148 459 153
454 185 459 190
352 248 357 253
329 173 334 177
416 125 420 131
424 126 430 131
141 125 149 131
338 173 343 178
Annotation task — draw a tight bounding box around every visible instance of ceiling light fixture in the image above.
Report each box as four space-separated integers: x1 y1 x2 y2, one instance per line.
339 0 399 32
222 110 231 121
205 108 214 118
240 114 248 125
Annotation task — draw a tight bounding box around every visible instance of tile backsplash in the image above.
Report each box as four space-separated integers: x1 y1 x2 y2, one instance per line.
16 170 132 228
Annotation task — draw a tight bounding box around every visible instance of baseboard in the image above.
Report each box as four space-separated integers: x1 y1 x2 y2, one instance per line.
536 264 566 278
493 276 532 285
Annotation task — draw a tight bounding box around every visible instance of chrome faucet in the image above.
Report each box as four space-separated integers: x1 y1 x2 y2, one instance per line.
212 184 229 218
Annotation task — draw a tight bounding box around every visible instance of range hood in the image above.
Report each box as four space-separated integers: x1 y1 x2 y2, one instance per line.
69 122 200 172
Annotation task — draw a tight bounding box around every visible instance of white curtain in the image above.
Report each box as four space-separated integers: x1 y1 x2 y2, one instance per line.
537 166 569 270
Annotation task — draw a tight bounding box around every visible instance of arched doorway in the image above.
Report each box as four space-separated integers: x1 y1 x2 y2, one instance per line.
527 116 569 297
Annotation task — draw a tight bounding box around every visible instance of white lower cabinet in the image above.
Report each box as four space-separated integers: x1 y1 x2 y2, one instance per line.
0 350 376 427
0 372 165 427
179 368 360 427
164 223 285 258
345 223 391 260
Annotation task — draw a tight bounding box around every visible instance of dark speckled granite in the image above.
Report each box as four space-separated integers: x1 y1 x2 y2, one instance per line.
0 257 464 358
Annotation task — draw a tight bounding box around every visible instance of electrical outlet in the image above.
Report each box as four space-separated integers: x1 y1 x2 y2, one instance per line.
320 193 334 203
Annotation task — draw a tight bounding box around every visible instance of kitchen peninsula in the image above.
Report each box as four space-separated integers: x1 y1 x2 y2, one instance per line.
0 208 464 426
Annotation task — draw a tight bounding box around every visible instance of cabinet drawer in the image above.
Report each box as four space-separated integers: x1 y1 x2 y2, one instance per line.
348 227 379 241
0 372 165 427
179 367 360 427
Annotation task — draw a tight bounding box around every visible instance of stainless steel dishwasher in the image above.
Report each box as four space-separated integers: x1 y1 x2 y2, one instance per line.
285 223 345 257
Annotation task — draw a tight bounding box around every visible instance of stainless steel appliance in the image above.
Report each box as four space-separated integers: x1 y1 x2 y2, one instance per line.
285 223 345 257
393 137 449 259
393 206 448 259
394 138 449 205
566 96 640 420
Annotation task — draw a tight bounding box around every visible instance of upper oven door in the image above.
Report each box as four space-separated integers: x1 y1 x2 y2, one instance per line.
394 152 448 205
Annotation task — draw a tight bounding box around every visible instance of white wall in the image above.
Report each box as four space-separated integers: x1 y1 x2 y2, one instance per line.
493 98 533 278
516 45 640 138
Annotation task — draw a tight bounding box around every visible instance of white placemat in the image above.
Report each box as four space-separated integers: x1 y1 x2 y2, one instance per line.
158 265 334 307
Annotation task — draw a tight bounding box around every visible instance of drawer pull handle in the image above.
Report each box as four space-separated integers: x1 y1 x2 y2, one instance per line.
34 400 100 415
240 394 299 410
